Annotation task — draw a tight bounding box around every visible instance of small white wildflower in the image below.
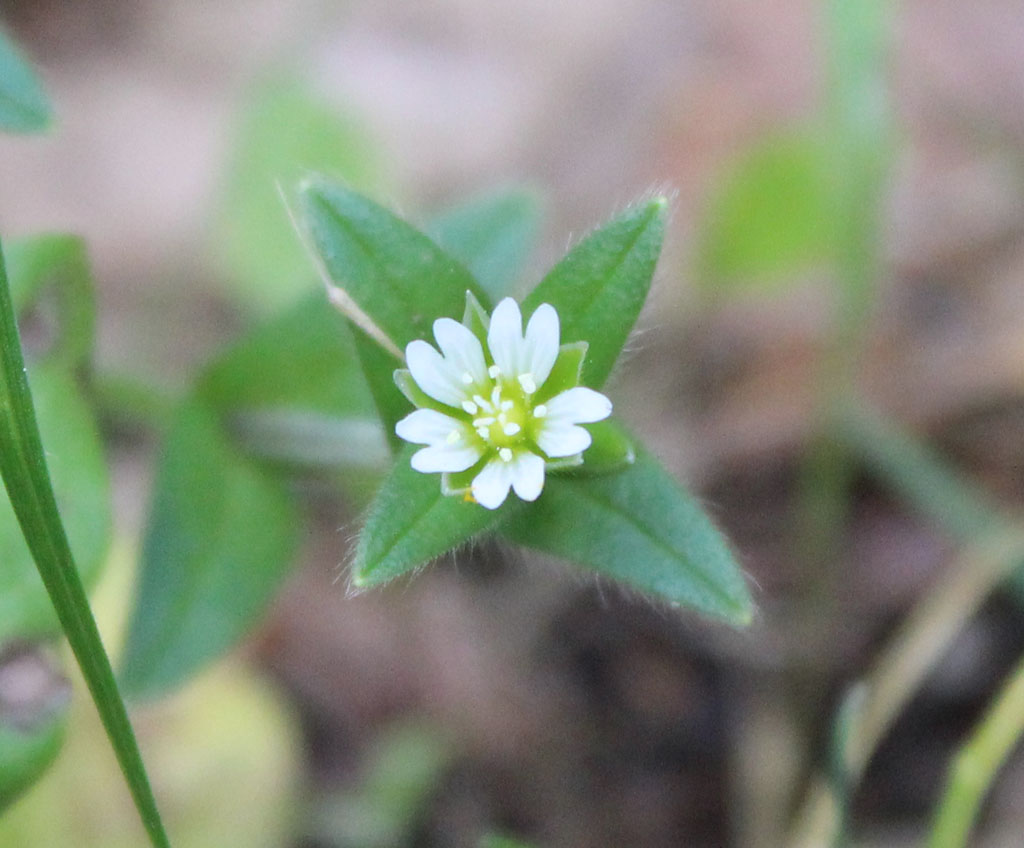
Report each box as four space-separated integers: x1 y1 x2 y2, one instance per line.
394 295 612 509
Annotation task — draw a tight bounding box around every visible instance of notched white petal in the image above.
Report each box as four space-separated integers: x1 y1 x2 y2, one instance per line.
523 303 560 387
471 458 514 510
536 422 593 458
395 408 465 445
487 297 524 376
544 386 612 424
509 451 545 501
405 340 468 407
433 317 488 385
411 443 481 473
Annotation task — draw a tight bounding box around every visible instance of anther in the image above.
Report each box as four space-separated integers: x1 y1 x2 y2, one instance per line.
533 404 547 418
460 372 474 384
503 422 521 436
461 400 478 415
473 394 494 413
476 427 489 439
488 365 501 379
499 448 513 462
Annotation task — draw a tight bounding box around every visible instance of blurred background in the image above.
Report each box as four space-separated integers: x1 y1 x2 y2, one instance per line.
3 0 1024 846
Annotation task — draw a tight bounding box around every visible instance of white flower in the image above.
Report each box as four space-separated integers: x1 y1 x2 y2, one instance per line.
394 295 612 509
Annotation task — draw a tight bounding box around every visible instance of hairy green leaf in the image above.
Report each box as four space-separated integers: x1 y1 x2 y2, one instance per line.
298 179 490 350
503 449 752 624
120 402 299 698
352 445 514 588
522 197 666 388
0 28 52 133
428 189 541 302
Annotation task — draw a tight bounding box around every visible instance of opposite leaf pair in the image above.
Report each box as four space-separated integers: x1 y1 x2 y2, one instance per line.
299 180 752 626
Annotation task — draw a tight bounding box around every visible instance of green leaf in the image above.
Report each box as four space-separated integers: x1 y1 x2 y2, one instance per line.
503 449 752 624
119 401 299 698
298 179 491 350
697 129 833 291
215 75 382 313
0 241 170 848
352 445 514 588
427 188 541 302
0 28 52 133
0 367 110 641
0 644 69 812
4 235 95 371
522 197 667 388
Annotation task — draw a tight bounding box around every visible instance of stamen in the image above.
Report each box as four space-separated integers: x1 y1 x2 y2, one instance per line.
499 447 513 462
491 386 502 407
503 422 521 436
500 400 514 412
461 400 478 415
476 427 489 439
473 416 496 427
518 373 537 394
533 404 547 418
473 394 494 413
460 372 474 384
488 364 501 379
445 430 461 444
497 412 507 424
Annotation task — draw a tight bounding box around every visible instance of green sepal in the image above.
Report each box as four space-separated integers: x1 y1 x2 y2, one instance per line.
441 459 486 497
535 342 587 404
393 369 457 417
572 419 636 476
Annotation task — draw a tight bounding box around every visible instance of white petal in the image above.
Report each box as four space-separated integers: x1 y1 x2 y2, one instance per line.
411 443 481 473
509 451 545 501
471 458 514 509
487 298 524 377
523 303 560 387
395 408 465 445
433 318 488 386
544 386 612 424
536 422 592 457
405 340 468 407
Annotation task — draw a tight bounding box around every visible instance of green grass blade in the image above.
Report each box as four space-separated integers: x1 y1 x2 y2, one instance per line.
0 242 170 848
928 652 1024 848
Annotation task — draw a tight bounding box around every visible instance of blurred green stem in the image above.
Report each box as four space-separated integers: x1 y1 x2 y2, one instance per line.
794 0 892 573
789 528 1024 847
928 651 1024 848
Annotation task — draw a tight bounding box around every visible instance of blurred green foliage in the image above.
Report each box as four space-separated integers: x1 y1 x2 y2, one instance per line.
0 27 52 133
